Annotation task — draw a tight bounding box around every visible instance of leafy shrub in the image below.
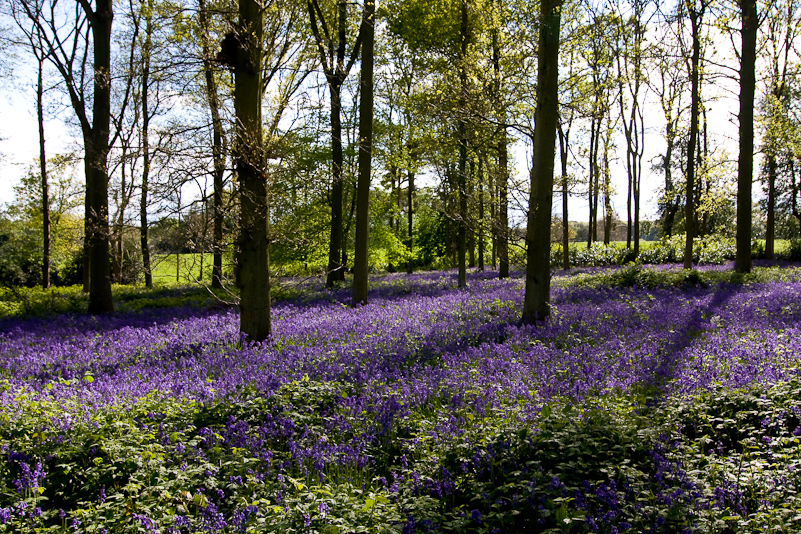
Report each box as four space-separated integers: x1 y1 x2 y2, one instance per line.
781 239 801 261
552 235 740 269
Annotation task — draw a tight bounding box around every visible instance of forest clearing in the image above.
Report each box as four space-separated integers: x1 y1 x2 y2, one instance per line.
2 264 801 533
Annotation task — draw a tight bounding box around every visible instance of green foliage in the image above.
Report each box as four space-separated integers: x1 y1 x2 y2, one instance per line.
556 263 801 291
0 283 229 319
551 235 741 269
0 214 83 288
0 380 404 533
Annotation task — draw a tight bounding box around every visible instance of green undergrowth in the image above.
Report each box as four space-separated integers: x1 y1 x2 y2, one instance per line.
0 285 231 319
3 376 801 532
555 265 801 291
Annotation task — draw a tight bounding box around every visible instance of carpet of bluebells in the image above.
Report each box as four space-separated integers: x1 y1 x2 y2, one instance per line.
3 264 801 533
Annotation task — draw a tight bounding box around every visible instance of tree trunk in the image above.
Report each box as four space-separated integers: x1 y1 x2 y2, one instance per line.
199 0 226 289
498 132 509 278
140 15 153 289
468 157 476 269
407 168 414 274
603 125 612 245
308 0 363 286
457 0 469 288
558 121 570 270
352 0 374 306
86 0 114 314
766 153 777 259
37 55 50 290
735 0 757 273
684 5 702 270
236 0 270 340
327 82 345 286
491 18 508 279
522 0 562 324
478 155 484 272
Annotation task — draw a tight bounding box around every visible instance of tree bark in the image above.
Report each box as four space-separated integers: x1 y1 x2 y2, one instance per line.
522 0 562 324
491 17 509 279
140 40 153 289
766 152 777 259
735 0 757 273
86 0 115 314
327 82 345 285
684 4 703 270
468 156 476 269
308 0 363 287
603 124 612 245
478 155 484 272
498 132 509 279
198 0 226 289
457 0 469 288
37 55 50 290
407 167 414 274
236 0 270 340
352 0 375 306
558 121 570 270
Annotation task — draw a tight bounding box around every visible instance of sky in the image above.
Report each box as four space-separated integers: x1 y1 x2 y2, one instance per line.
0 71 78 205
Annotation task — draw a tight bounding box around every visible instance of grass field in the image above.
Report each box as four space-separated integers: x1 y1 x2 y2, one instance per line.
149 253 232 286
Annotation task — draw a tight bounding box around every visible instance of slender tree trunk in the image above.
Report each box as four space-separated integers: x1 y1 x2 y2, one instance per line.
468 157 476 269
457 0 469 288
140 85 153 287
587 117 596 250
498 132 509 278
199 0 226 289
86 0 115 314
308 0 362 286
603 126 612 245
478 155 484 271
662 114 677 236
352 0 374 305
490 171 497 269
407 168 414 274
558 122 570 269
327 82 345 286
490 17 508 278
37 56 50 290
113 163 125 283
522 0 562 324
633 105 642 257
236 0 270 340
766 153 777 259
735 0 757 273
684 5 702 270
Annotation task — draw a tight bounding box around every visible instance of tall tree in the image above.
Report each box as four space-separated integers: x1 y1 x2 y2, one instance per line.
615 0 648 257
649 30 685 238
308 0 363 287
352 0 375 305
522 0 562 324
197 0 227 289
12 0 117 312
139 0 155 288
36 50 49 289
735 0 757 273
12 8 54 288
236 0 270 340
456 0 470 288
681 0 705 269
490 0 510 279
760 0 800 258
